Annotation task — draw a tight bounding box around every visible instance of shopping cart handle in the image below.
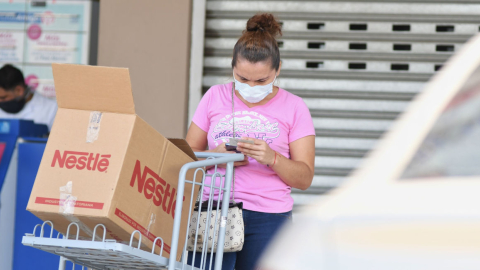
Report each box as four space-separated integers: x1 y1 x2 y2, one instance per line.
194 152 245 160
180 154 243 169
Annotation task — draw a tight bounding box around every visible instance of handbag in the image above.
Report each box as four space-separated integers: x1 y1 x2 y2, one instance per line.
186 200 244 252
186 82 245 253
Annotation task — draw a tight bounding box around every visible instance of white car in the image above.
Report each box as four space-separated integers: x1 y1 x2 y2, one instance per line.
260 33 480 270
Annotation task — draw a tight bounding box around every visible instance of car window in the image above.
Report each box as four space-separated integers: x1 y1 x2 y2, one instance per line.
401 66 480 179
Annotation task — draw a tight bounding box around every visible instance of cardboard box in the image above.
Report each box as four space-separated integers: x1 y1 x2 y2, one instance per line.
26 64 198 260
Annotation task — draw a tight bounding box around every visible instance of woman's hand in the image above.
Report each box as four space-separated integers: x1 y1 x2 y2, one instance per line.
212 142 249 167
211 142 231 153
238 135 315 190
186 123 248 168
236 137 276 167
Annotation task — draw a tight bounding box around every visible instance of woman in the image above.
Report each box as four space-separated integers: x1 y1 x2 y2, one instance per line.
186 13 315 270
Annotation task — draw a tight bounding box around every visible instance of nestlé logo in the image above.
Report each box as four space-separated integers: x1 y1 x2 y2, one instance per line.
51 150 111 172
130 160 184 218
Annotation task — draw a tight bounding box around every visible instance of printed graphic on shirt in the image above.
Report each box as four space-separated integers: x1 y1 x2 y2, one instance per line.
211 110 280 146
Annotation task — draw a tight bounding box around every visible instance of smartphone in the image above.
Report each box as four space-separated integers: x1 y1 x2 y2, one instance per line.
225 138 254 152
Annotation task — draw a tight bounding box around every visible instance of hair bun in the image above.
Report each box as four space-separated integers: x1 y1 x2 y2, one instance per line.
246 13 282 38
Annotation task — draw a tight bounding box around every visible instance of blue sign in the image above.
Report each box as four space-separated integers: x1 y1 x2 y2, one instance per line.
0 12 41 24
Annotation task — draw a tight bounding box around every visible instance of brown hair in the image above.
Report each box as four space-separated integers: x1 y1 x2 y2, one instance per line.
231 13 282 71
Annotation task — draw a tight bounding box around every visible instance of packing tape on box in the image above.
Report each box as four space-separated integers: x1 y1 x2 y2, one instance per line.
146 213 156 237
59 181 76 215
86 111 102 143
59 181 99 240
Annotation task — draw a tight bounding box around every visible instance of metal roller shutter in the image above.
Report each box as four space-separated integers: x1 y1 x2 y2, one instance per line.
198 0 480 208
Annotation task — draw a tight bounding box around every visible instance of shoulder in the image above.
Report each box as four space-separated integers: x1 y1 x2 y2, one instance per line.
32 93 57 106
276 88 312 124
30 93 58 113
277 88 308 108
279 88 302 100
204 83 231 97
201 83 232 105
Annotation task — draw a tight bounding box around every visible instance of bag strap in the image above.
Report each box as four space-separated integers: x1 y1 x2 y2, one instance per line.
193 83 237 206
231 82 236 203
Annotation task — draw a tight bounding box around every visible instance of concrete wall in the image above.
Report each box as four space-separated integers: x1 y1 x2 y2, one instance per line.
97 0 192 138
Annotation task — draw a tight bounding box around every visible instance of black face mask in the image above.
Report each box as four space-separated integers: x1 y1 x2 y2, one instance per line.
0 97 26 114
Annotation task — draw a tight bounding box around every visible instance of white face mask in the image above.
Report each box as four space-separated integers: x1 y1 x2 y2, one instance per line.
233 72 276 103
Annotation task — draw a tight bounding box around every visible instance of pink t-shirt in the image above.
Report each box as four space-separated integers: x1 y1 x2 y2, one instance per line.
192 82 315 213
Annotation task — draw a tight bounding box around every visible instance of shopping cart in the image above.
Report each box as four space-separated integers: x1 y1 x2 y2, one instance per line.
21 152 244 270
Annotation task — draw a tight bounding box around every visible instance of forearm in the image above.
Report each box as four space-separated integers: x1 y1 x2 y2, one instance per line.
187 123 243 169
189 146 249 170
271 153 314 190
189 147 215 169
190 147 214 153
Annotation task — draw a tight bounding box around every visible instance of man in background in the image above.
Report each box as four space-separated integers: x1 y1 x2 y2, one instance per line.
0 64 57 131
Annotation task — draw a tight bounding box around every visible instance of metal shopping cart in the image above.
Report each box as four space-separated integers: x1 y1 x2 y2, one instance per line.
21 152 244 270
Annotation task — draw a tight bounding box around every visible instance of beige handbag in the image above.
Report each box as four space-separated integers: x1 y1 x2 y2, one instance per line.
186 200 244 252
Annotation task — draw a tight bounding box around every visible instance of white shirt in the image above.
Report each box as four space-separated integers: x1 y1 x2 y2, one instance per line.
0 93 57 131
